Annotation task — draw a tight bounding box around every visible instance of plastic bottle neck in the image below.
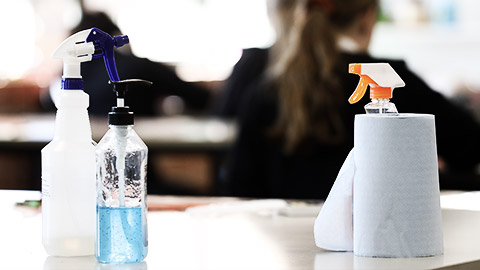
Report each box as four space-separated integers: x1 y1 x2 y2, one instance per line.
365 98 398 115
54 107 92 141
53 90 92 141
371 98 391 105
109 125 134 139
109 124 134 130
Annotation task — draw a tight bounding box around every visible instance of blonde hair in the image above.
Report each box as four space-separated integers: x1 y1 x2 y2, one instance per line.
267 0 378 153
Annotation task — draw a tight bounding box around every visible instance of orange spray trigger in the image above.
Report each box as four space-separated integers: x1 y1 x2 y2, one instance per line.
348 64 375 104
349 74 373 104
347 63 405 105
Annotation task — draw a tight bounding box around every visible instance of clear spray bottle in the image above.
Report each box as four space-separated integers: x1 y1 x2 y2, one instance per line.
96 79 152 264
348 63 405 114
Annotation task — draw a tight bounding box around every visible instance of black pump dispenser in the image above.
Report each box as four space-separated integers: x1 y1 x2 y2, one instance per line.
108 79 153 125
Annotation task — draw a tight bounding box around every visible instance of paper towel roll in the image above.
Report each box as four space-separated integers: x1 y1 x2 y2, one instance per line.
353 114 443 257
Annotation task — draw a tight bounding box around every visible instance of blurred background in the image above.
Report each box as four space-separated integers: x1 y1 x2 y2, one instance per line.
1 0 480 194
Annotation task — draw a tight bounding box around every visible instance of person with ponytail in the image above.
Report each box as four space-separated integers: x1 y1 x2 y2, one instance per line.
223 0 480 199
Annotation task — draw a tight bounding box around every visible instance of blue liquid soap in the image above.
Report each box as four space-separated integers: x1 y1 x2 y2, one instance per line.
96 206 148 263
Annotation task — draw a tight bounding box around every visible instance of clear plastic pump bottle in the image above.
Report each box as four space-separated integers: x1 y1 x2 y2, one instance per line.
96 79 152 264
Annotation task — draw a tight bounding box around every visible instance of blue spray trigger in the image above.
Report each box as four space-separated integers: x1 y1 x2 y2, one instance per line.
86 27 129 82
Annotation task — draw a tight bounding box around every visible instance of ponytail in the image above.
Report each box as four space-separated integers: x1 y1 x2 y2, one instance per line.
268 0 344 153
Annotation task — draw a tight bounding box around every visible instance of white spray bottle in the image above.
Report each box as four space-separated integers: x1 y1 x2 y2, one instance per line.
41 28 129 256
348 63 405 114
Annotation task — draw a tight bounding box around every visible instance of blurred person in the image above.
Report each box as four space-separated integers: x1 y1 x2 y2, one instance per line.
223 0 480 199
43 11 212 116
215 0 296 118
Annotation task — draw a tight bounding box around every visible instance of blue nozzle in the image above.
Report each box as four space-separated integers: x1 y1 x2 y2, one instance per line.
114 35 129 48
86 27 129 82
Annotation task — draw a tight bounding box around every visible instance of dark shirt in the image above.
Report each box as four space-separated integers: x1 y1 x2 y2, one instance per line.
225 51 480 199
215 48 269 118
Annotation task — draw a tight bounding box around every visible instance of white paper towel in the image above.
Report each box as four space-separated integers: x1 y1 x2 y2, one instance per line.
314 114 444 258
314 149 354 251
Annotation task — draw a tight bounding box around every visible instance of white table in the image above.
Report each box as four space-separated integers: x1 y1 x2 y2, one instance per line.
2 190 480 270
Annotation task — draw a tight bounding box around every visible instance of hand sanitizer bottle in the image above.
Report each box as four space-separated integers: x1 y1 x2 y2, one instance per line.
96 79 152 264
348 63 405 114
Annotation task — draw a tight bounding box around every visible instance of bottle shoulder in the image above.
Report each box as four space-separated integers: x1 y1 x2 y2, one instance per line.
127 128 148 149
43 139 96 152
56 90 89 109
96 127 147 152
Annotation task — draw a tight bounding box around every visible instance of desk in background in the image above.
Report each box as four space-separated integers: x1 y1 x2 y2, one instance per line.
3 190 480 269
0 114 236 194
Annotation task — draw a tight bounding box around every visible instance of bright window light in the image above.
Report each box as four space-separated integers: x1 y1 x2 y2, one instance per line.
115 0 274 81
0 0 36 80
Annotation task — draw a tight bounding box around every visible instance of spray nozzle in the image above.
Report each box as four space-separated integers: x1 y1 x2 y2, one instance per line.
52 29 96 90
86 27 129 82
52 27 129 90
348 63 405 104
107 79 153 126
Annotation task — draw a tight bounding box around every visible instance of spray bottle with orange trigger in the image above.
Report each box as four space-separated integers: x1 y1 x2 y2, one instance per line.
348 63 405 114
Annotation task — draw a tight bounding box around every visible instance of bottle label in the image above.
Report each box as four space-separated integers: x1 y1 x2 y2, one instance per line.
42 168 53 198
42 176 52 198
